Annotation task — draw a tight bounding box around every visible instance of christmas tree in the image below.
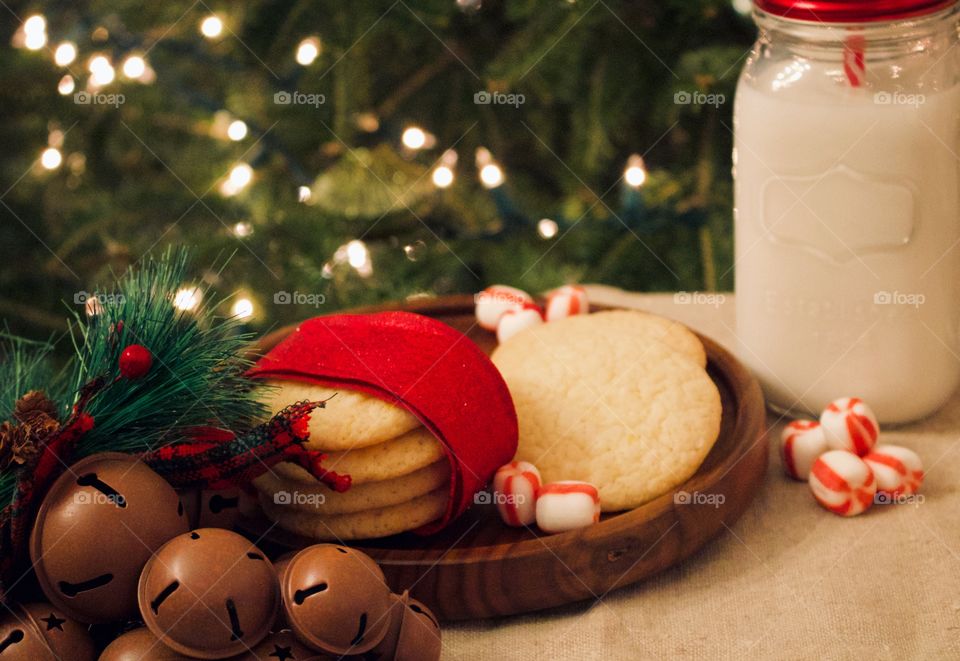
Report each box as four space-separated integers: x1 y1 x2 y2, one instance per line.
0 0 752 337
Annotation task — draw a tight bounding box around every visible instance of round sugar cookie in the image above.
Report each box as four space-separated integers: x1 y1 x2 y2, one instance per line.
540 309 706 367
271 426 445 485
254 460 449 515
259 380 421 450
492 315 721 511
260 488 448 540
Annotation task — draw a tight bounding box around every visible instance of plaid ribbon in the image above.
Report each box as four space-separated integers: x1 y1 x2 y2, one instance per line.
142 400 352 492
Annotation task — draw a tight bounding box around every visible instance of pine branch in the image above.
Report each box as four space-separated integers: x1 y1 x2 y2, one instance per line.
66 248 270 457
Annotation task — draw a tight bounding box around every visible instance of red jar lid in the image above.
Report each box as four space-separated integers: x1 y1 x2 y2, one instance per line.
754 0 956 22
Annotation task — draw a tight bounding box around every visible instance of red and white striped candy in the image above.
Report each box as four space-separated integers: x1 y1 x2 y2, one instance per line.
820 397 879 456
496 302 544 343
492 461 541 527
864 445 924 497
808 450 876 517
475 285 533 331
780 419 828 481
536 481 601 534
544 285 589 322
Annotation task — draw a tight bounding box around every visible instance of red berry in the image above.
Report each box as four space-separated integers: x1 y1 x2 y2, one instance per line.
119 344 153 379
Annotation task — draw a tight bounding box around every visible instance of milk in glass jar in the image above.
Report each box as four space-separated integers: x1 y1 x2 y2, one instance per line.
733 0 960 423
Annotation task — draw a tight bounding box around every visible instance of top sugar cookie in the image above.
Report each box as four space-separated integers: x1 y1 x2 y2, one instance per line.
546 309 707 368
258 380 421 450
492 311 720 511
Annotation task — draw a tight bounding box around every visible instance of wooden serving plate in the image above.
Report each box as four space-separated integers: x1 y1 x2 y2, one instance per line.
244 294 767 621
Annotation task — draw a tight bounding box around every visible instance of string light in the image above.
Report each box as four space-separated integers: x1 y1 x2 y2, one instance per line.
121 55 146 80
624 154 647 188
231 297 254 319
226 120 248 141
173 287 202 311
232 221 253 237
336 240 372 277
346 240 369 268
480 163 504 188
431 149 457 188
23 15 46 50
88 55 115 86
54 42 77 66
295 37 321 65
355 113 380 133
432 165 454 188
537 218 559 239
200 15 223 39
220 163 253 196
475 147 505 188
57 75 75 95
298 186 312 203
401 126 427 150
40 148 62 170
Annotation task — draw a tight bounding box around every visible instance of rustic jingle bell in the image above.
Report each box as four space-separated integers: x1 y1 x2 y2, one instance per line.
367 591 442 661
394 592 442 661
178 486 244 529
234 629 328 660
99 627 198 661
270 551 297 632
0 612 56 661
0 602 96 661
18 603 96 661
281 544 393 656
30 452 190 623
138 528 279 659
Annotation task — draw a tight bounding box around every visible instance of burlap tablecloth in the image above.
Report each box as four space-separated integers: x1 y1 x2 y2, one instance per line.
443 287 960 660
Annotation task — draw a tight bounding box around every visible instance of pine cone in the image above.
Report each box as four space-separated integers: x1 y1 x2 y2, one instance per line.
20 413 60 450
0 421 38 472
13 390 59 425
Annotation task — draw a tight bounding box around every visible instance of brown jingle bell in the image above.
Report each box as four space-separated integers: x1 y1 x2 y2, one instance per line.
138 528 279 659
99 627 197 661
235 629 329 660
178 487 246 530
0 602 95 661
281 544 393 656
367 591 442 661
270 551 297 632
29 452 190 623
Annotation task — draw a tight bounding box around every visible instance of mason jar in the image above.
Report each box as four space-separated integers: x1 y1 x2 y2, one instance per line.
733 0 960 423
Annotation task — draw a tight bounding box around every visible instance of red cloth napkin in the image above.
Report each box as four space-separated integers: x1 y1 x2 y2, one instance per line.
247 311 518 533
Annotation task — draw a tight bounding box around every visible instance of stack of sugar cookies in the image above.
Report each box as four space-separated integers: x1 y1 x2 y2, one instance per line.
247 311 518 539
491 309 722 512
254 382 451 540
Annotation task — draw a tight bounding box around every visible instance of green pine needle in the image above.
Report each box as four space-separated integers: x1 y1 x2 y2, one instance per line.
67 248 270 457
